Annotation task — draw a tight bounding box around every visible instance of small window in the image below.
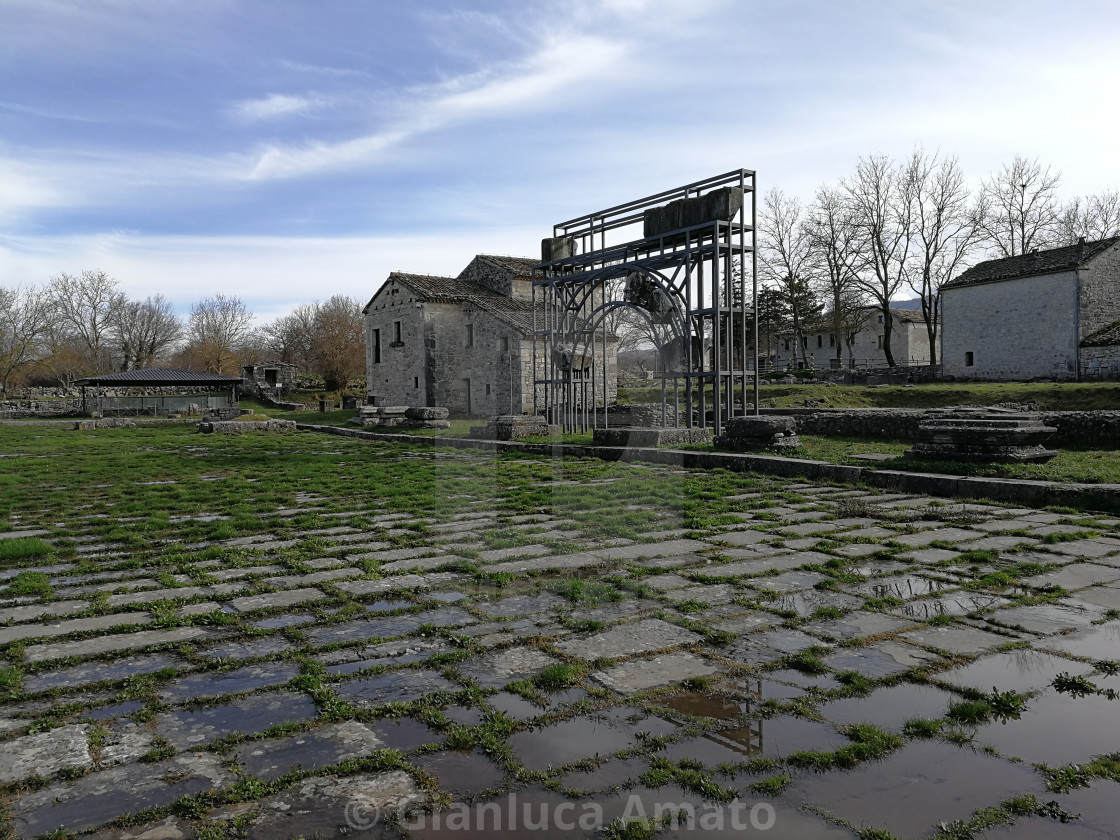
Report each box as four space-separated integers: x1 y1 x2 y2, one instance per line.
784 340 790 351
413 377 419 389
485 383 492 395
877 335 884 349
372 328 381 364
965 351 974 367
878 315 884 323
466 324 474 347
500 336 509 352
393 321 402 344
817 335 823 348
829 334 836 347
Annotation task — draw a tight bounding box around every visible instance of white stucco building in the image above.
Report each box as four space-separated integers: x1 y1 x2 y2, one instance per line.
941 237 1120 380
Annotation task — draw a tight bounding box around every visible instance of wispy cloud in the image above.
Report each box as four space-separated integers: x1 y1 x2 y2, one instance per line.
231 93 328 122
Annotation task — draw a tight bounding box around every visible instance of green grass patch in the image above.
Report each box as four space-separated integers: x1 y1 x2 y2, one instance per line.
0 537 53 564
4 571 52 597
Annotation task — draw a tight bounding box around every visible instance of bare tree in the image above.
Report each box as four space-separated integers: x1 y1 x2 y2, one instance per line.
842 153 916 367
806 185 866 366
48 269 124 373
758 188 822 366
976 155 1062 257
0 286 52 392
904 150 981 366
186 294 253 374
309 295 364 391
110 295 182 370
260 303 317 368
1058 189 1120 243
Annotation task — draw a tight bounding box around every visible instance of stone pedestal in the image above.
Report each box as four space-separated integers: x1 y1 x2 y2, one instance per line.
714 415 801 450
353 406 449 430
906 409 1057 463
470 415 556 441
593 427 712 447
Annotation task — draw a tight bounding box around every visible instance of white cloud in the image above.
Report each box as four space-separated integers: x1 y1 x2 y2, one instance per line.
232 93 326 122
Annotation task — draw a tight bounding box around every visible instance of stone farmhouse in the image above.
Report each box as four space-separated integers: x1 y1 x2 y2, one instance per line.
941 236 1120 380
768 307 930 370
363 255 618 417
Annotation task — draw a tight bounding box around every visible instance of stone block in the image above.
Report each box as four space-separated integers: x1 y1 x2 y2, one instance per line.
541 236 577 262
198 419 296 433
714 415 801 450
404 406 449 420
593 427 711 447
471 415 555 440
906 409 1057 462
73 418 136 430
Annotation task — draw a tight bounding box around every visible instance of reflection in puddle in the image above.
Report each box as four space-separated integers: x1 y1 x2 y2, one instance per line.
855 574 955 600
936 649 1095 694
817 683 956 730
972 689 1120 766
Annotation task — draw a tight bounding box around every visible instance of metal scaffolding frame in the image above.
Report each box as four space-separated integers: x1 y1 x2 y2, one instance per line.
532 169 759 435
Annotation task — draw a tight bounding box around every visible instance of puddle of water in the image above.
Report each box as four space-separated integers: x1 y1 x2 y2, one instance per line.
442 706 486 727
817 683 956 730
487 692 547 721
335 669 458 706
785 739 1044 839
413 750 506 795
935 649 1095 694
307 607 475 646
1041 623 1120 661
1052 781 1120 839
160 662 300 702
766 669 842 690
853 574 955 600
366 599 412 613
891 592 1008 620
85 700 144 721
653 681 804 724
508 717 640 772
971 688 1120 766
724 629 826 667
761 590 864 617
24 653 180 693
373 717 438 752
558 756 648 792
156 691 318 749
715 715 847 760
237 722 381 780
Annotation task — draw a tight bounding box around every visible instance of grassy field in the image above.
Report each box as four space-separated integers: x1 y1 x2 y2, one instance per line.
620 381 1120 410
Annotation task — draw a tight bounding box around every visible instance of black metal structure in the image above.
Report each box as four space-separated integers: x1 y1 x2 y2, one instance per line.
74 368 241 417
533 169 758 435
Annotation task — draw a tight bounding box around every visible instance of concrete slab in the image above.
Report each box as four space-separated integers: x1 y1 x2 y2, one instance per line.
23 626 213 663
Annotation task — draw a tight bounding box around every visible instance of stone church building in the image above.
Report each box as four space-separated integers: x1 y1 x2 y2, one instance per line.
941 236 1120 380
362 255 618 417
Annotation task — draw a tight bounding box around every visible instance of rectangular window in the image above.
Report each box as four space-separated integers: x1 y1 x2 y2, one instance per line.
878 315 884 323
784 340 790 351
829 334 836 347
877 335 884 349
372 328 381 364
485 383 492 395
393 321 402 344
413 376 419 389
500 336 509 352
801 336 807 348
965 351 974 367
817 335 823 348
466 324 474 347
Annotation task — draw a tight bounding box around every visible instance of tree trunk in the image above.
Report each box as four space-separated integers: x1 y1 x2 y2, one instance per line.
881 304 896 367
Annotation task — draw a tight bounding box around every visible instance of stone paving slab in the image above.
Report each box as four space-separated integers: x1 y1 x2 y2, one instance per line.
458 646 558 688
1023 563 1120 590
715 529 771 546
587 539 709 560
1069 585 1120 610
801 610 918 641
555 618 701 660
0 611 151 646
723 628 825 666
23 652 182 693
262 567 364 588
479 552 602 573
699 551 822 578
900 623 1012 655
0 599 89 624
334 572 466 595
1042 539 1120 559
105 582 244 607
9 753 233 839
160 662 301 702
379 554 462 572
891 527 986 547
986 603 1101 635
824 640 943 677
22 626 214 662
592 651 721 694
225 587 328 612
0 723 91 783
155 690 318 749
236 720 385 780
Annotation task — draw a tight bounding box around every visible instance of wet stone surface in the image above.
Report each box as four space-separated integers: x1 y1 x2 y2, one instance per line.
8 430 1120 839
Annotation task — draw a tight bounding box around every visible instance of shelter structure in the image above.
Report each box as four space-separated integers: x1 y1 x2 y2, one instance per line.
74 368 241 417
534 170 757 434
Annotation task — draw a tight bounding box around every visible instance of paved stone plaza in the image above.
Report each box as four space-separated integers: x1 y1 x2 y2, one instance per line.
1 427 1119 838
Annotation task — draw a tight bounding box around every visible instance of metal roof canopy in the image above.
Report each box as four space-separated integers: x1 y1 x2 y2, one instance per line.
532 169 760 435
75 368 242 387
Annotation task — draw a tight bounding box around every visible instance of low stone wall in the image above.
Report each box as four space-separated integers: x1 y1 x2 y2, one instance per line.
199 419 296 433
593 427 711 447
74 418 137 430
0 400 83 419
767 408 1120 447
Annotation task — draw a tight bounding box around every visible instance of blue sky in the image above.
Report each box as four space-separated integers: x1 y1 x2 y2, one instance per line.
2 0 1118 321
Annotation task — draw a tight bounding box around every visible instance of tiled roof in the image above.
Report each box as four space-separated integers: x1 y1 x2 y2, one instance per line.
75 368 242 386
476 255 539 276
944 237 1120 289
391 273 545 336
890 307 926 323
1081 318 1120 348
